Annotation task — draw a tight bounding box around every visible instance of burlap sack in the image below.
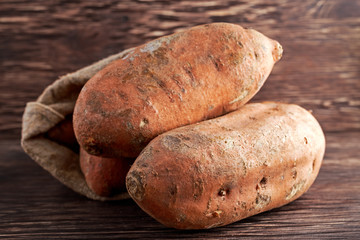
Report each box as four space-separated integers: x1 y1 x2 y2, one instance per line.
21 48 135 201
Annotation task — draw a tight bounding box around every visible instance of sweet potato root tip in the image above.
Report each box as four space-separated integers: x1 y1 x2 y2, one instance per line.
126 171 145 201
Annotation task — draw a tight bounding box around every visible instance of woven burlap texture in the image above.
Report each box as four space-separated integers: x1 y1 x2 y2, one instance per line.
21 48 134 201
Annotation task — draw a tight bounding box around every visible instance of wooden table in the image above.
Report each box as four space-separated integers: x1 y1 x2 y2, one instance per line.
1 0 359 239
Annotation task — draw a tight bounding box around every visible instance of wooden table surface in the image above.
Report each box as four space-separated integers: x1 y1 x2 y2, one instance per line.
1 0 359 239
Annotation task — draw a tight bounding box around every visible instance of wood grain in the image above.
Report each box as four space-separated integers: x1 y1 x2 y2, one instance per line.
1 131 359 239
0 0 359 239
1 0 359 139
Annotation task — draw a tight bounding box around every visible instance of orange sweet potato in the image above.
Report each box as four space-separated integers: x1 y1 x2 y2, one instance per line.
79 148 132 197
46 114 79 151
73 23 282 158
126 102 325 229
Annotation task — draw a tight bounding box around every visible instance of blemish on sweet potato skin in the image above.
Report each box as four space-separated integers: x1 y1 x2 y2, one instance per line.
126 102 325 229
74 23 282 159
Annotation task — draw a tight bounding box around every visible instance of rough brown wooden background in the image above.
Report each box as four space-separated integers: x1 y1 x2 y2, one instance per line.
1 0 359 239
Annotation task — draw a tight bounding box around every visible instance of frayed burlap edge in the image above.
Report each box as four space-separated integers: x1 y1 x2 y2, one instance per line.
21 48 134 201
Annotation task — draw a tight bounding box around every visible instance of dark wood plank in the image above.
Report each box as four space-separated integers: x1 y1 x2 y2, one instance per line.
0 131 359 239
1 0 359 139
0 0 359 238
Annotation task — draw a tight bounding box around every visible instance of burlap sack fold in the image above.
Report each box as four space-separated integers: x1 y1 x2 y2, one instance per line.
21 48 134 201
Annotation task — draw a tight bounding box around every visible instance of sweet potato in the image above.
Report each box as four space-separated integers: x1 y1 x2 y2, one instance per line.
73 23 283 158
46 114 79 151
126 102 325 229
79 148 132 197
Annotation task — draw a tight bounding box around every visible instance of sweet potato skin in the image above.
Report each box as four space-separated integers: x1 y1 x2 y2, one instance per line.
79 148 132 197
126 102 325 229
73 23 282 158
46 115 79 151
